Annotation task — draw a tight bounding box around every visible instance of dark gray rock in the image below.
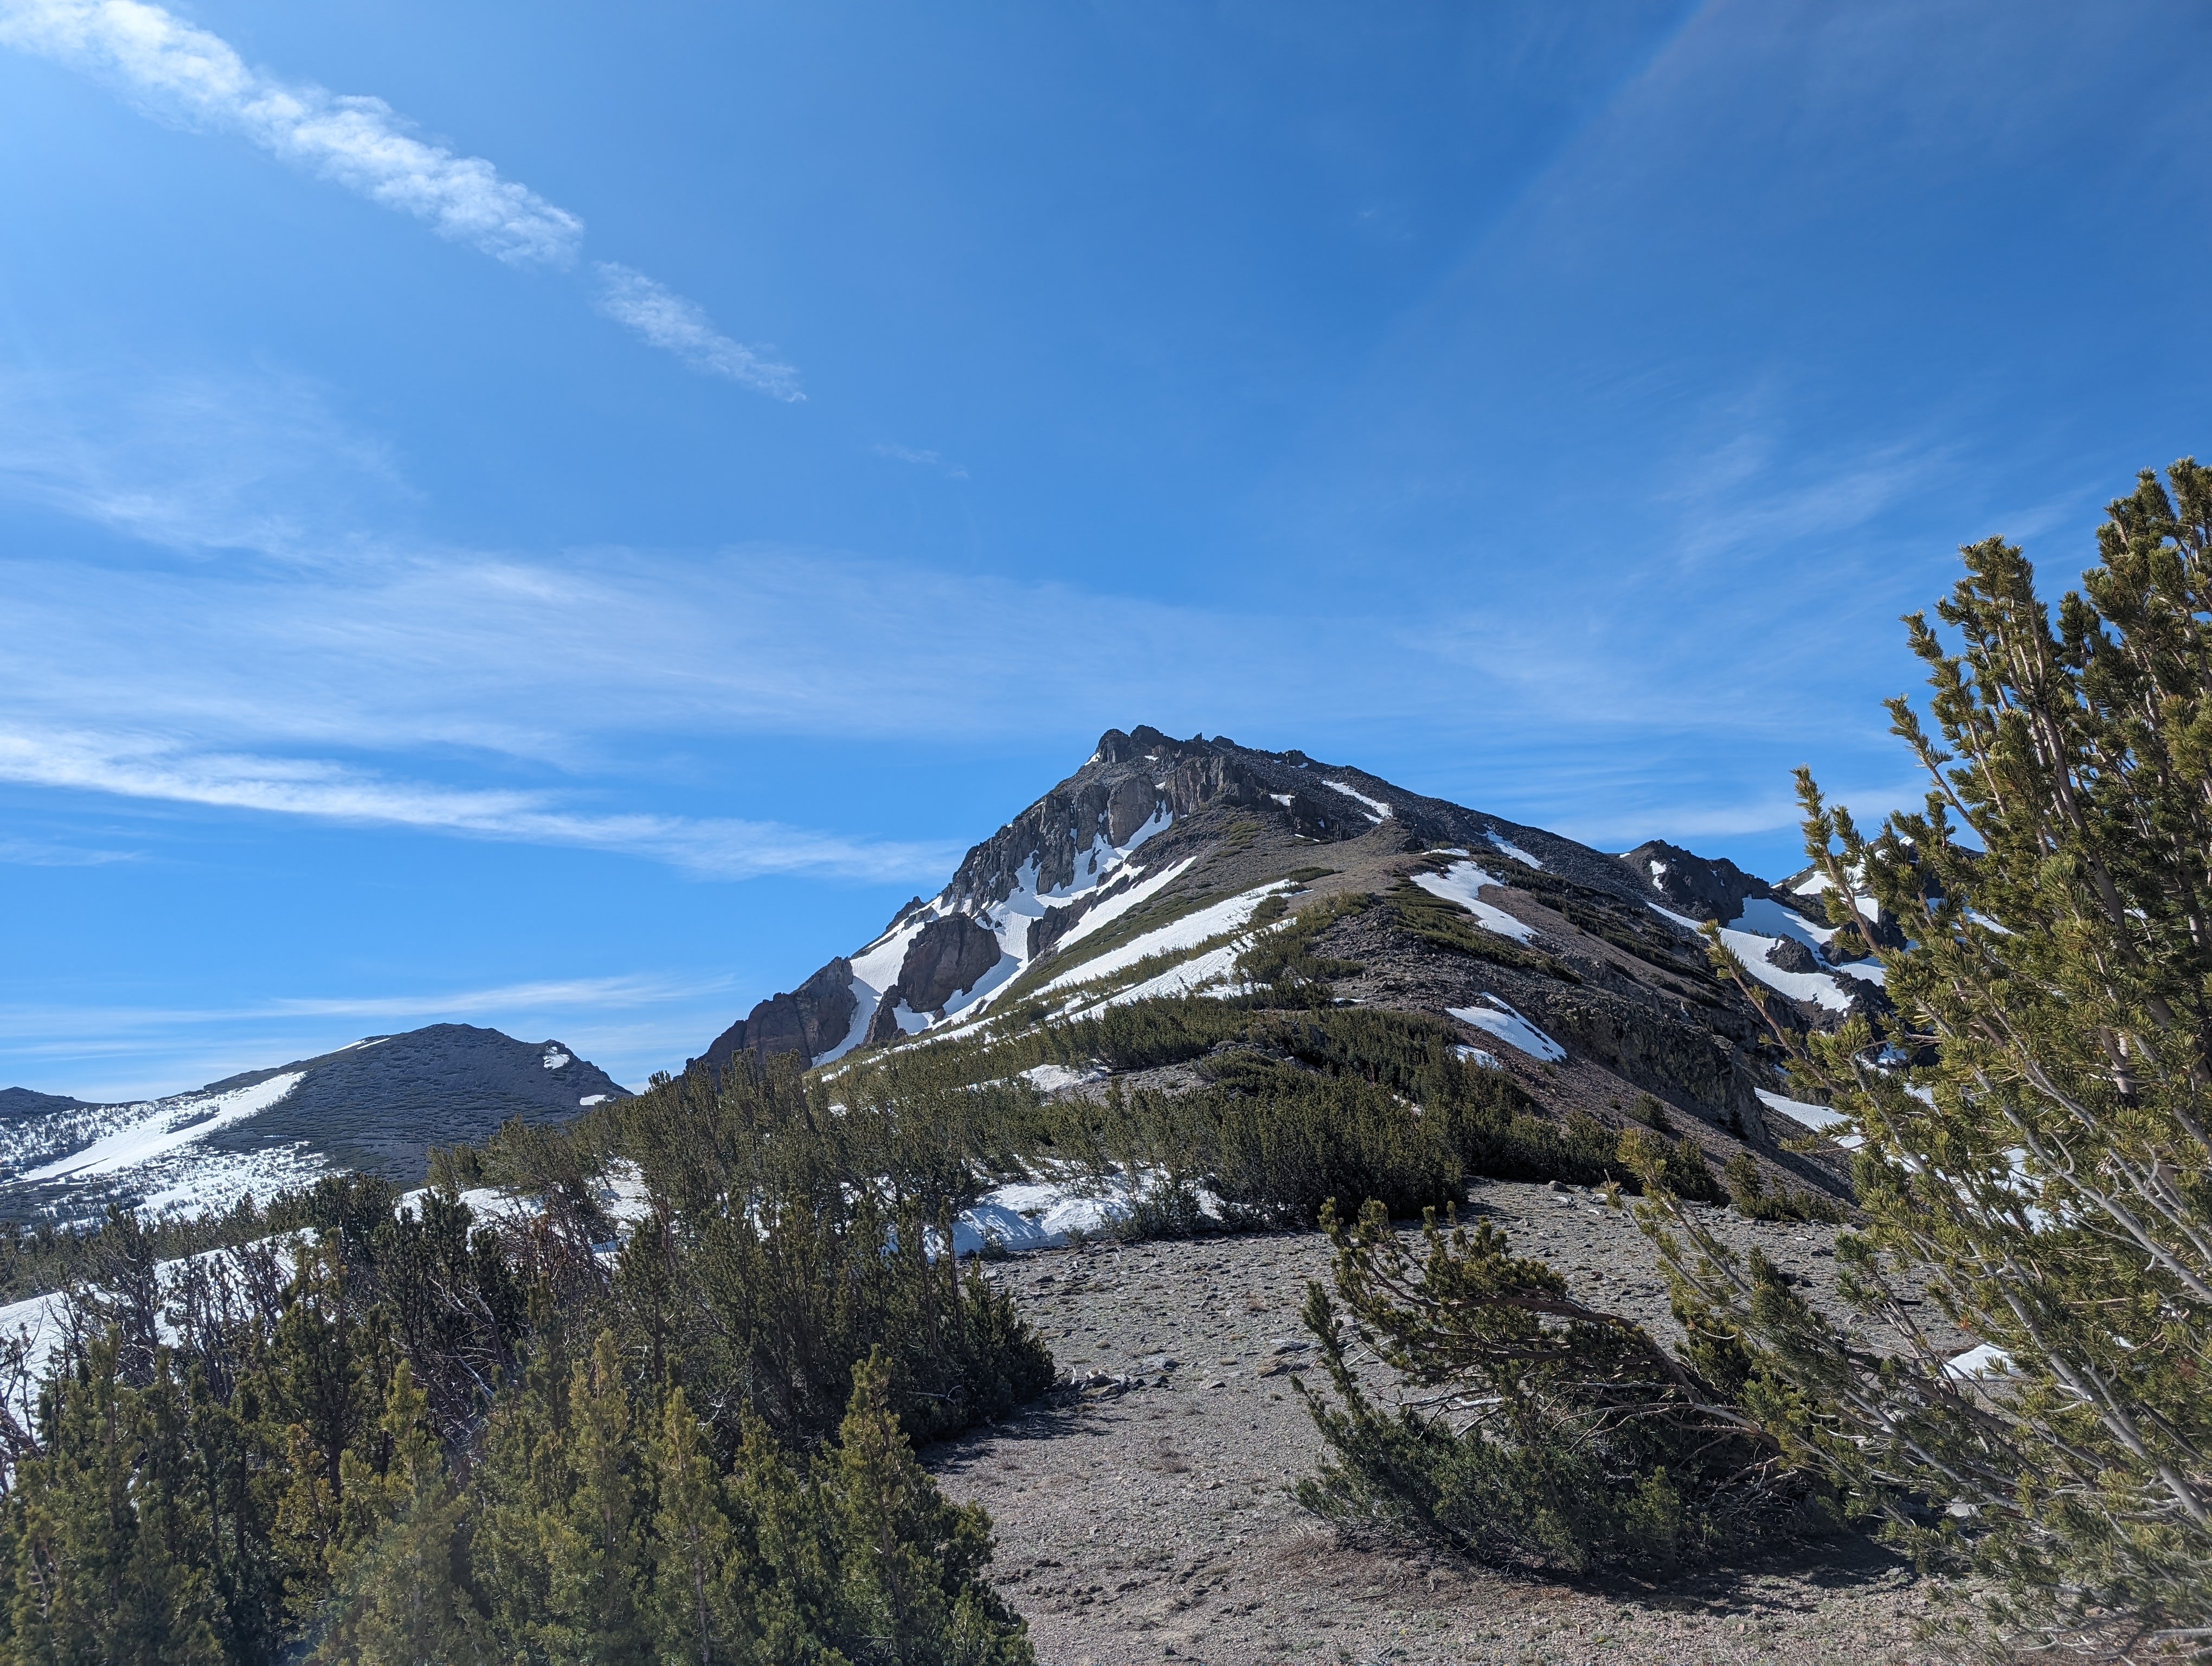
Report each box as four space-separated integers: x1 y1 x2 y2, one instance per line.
1621 839 1770 922
1766 935 1821 974
866 989 909 1046
690 957 857 1077
196 1024 628 1182
0 1087 91 1123
896 914 1003 1014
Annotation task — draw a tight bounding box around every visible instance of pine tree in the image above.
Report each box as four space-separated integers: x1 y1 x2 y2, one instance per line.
1638 460 2212 1658
467 1319 570 1655
826 1348 1031 1666
309 1361 487 1666
644 1386 757 1666
4 1338 224 1665
538 1331 647 1663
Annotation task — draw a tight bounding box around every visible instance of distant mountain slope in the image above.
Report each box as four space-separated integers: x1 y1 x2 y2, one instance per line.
0 1024 629 1223
690 725 1892 1194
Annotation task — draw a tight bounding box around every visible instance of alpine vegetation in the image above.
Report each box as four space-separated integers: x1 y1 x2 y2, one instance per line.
1651 460 2212 1659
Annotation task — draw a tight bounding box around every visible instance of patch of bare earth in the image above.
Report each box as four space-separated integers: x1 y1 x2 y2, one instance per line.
925 1180 1971 1665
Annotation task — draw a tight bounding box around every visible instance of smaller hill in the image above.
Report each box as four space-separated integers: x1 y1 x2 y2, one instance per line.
0 1024 629 1223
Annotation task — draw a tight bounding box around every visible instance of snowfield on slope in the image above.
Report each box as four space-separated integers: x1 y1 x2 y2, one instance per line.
20 1072 308 1184
1412 860 1537 944
1649 901 1859 1011
1446 996 1566 1063
815 812 1180 1060
1038 882 1291 997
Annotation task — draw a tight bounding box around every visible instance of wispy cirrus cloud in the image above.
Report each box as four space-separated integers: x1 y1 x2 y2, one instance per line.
0 0 801 393
0 727 957 882
594 265 803 401
0 837 138 867
873 442 967 479
0 0 581 265
266 974 728 1021
0 365 409 554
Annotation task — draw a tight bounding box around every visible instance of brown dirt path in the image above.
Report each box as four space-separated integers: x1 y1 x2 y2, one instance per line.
925 1179 1970 1665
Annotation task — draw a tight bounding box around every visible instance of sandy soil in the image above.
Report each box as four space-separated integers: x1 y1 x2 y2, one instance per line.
925 1179 1973 1665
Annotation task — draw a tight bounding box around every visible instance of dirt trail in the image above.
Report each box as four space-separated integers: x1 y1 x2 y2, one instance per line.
926 1179 1967 1665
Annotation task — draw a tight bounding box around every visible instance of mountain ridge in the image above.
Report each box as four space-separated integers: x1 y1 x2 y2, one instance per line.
684 727 1886 1190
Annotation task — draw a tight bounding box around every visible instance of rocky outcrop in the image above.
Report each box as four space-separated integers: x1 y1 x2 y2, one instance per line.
1620 840 1769 922
865 994 909 1047
690 957 857 1078
1539 989 1772 1126
1765 935 1821 975
894 914 1004 1015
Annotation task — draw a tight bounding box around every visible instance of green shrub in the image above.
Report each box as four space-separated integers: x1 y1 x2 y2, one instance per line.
1671 463 2212 1655
1720 1152 1847 1223
1295 1201 1825 1574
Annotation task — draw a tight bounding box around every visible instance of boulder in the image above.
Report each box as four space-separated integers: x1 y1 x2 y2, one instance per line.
1765 935 1821 975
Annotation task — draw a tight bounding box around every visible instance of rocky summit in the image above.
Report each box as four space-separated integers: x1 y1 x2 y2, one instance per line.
689 725 1884 1191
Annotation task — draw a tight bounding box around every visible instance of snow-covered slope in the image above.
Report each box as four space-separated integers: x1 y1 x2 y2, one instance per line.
0 1024 631 1223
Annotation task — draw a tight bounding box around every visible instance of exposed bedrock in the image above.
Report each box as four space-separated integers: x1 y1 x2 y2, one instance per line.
865 990 909 1047
1540 988 1772 1124
896 913 1004 1014
689 957 857 1077
1619 838 1770 923
1766 935 1821 974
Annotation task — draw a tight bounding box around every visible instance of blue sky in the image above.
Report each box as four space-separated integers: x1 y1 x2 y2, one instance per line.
3 0 2209 1098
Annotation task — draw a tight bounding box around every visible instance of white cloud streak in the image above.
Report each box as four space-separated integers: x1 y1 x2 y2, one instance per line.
0 0 583 265
874 442 967 478
594 265 803 400
0 728 958 881
0 7 802 393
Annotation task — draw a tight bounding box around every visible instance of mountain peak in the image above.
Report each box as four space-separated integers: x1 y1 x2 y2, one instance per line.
682 728 1863 1109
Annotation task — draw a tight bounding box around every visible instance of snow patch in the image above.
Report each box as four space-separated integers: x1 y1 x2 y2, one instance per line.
1792 870 1881 921
1649 902 1855 1013
946 1171 1219 1255
1446 997 1565 1063
1048 856 1199 958
1095 940 1248 1008
1019 1062 1108 1094
578 1093 609 1107
1756 1088 1863 1149
1412 861 1536 944
20 1072 307 1184
1039 883 1288 996
1943 1343 2012 1380
542 1050 570 1070
1454 1044 1502 1070
1322 779 1392 822
1485 832 1544 869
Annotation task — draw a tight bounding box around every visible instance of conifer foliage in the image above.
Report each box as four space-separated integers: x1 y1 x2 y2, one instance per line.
1645 462 2212 1657
1293 1198 1822 1575
0 1148 1039 1662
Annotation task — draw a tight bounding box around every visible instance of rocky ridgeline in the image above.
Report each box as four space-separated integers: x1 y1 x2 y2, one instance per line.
686 727 1893 1194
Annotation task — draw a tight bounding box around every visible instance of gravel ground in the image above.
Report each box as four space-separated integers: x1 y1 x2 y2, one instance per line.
924 1179 1973 1666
